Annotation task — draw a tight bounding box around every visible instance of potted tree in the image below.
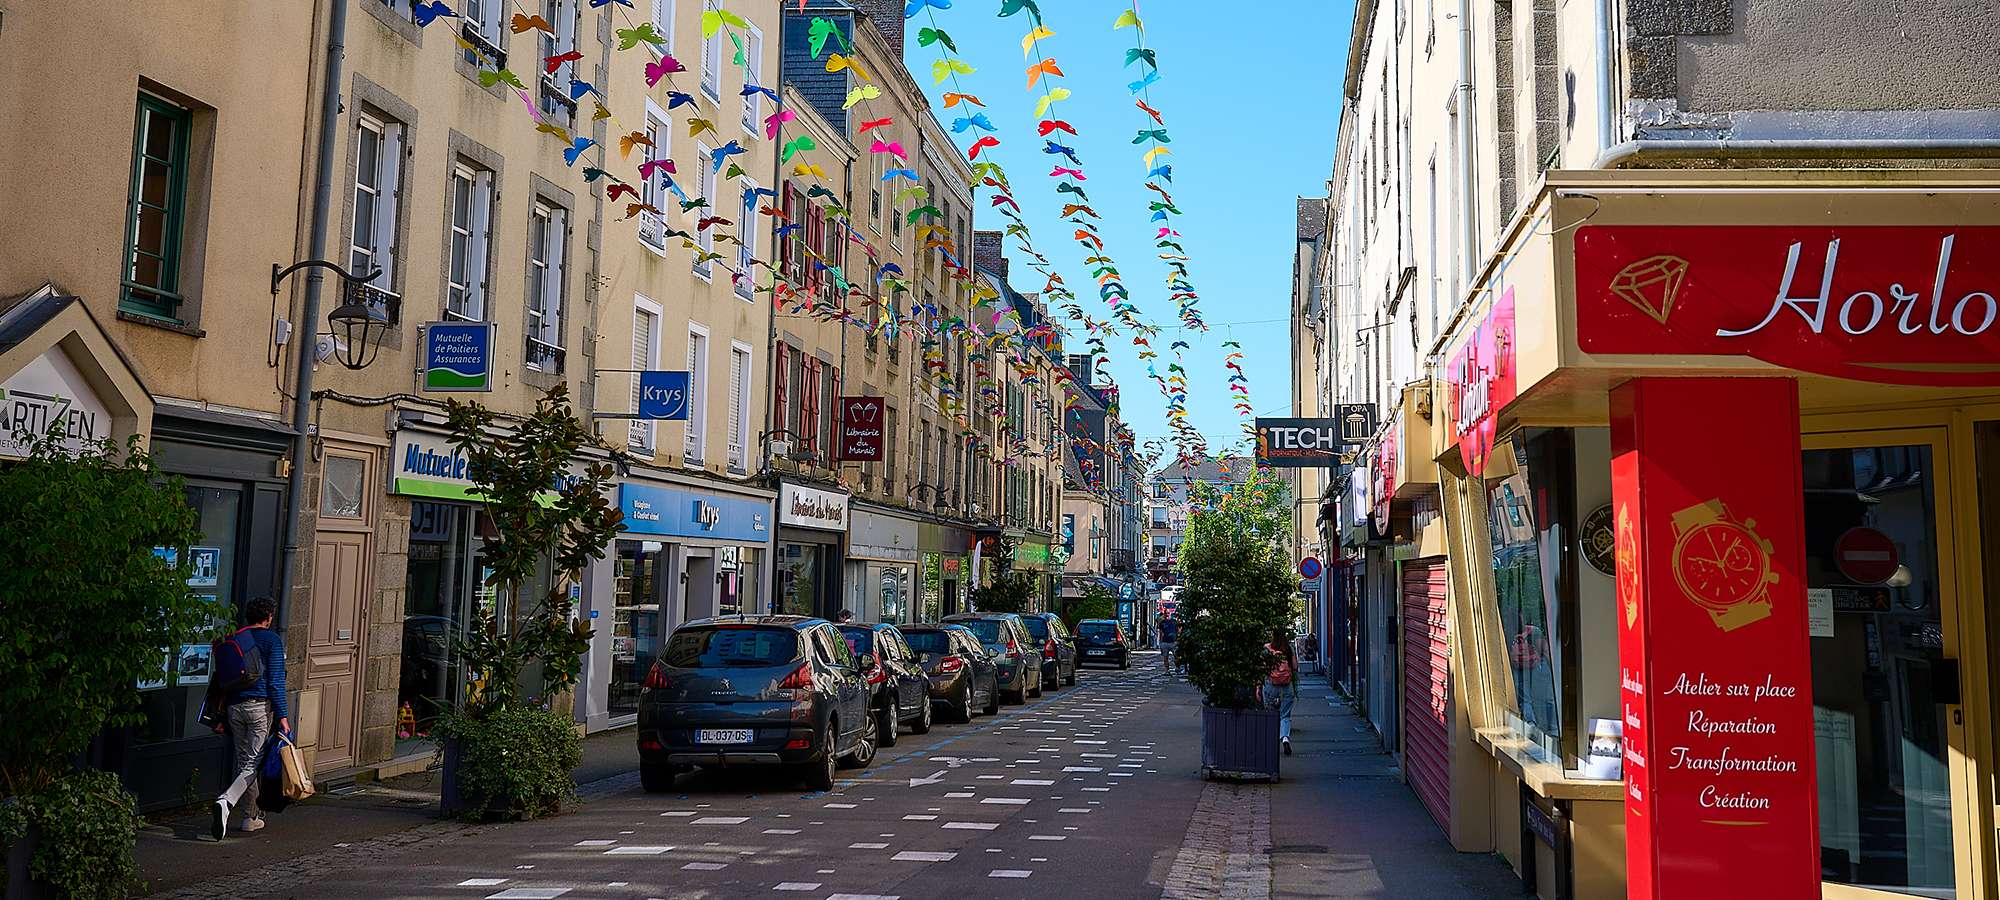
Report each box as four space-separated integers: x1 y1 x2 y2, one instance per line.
1174 469 1297 781
434 385 622 819
0 429 221 899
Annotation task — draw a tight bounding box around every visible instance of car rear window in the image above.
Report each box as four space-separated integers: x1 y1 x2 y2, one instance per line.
662 626 798 667
1020 617 1049 639
1078 622 1119 638
956 619 1005 645
837 627 874 657
902 631 952 654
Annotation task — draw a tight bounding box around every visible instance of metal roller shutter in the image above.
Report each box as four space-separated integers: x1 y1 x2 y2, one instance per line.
1401 556 1451 832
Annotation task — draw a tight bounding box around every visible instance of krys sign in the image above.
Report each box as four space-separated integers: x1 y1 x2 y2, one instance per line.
1446 286 1516 477
1577 225 2000 386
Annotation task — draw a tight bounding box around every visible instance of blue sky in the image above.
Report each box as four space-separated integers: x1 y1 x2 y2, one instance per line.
899 0 1355 457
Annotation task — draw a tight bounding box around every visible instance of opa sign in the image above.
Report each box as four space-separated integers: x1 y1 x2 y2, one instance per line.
1254 418 1347 467
638 371 691 420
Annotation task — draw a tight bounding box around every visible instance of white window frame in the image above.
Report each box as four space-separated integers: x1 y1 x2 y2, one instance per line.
460 0 504 65
685 322 710 465
692 141 716 279
700 0 723 101
628 294 662 453
537 0 578 124
728 341 752 471
527 201 566 368
350 113 403 293
735 176 758 299
639 100 669 255
738 24 763 134
446 163 494 321
650 0 675 55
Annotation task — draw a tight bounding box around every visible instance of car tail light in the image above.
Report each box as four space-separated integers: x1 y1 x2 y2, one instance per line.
1043 639 1057 660
1005 641 1019 658
641 739 664 750
865 665 887 684
643 663 673 692
785 737 810 749
778 662 812 693
939 656 964 673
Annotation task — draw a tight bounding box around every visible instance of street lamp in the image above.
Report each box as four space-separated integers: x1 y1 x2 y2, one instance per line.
271 260 389 370
908 483 950 513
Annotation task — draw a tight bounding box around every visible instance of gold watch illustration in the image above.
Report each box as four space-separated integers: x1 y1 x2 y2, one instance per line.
1616 503 1639 629
1670 499 1778 632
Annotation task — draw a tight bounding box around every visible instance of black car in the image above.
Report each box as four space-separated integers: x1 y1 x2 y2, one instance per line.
1075 618 1132 668
838 623 933 746
638 616 876 792
1020 613 1078 688
942 613 1043 703
900 624 1000 722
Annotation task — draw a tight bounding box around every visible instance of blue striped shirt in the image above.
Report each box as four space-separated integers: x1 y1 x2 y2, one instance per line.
228 628 288 719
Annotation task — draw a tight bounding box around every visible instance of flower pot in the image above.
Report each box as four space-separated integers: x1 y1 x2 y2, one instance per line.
438 736 511 819
3 822 55 900
1200 705 1281 781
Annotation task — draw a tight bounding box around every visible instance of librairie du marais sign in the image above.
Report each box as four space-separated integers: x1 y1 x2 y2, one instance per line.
1576 225 2000 385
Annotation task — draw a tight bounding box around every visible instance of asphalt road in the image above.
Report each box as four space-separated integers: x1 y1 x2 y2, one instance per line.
261 662 1203 900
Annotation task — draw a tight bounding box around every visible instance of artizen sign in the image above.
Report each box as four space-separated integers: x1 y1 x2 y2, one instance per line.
1445 287 1516 477
837 396 885 461
779 483 849 532
1577 225 2000 385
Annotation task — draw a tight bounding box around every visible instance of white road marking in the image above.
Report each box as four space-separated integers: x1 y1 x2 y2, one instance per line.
772 883 821 891
604 846 674 855
763 829 801 834
988 870 1033 878
486 891 568 900
691 816 750 825
1011 779 1055 785
892 850 957 862
681 863 728 870
457 880 507 887
573 840 615 846
980 798 1030 805
942 822 999 830
1028 835 1067 841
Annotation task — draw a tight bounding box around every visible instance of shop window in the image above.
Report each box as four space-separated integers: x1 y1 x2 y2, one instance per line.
1805 443 1950 893
402 501 473 729
133 485 241 745
779 542 820 617
1484 428 1572 760
610 540 662 719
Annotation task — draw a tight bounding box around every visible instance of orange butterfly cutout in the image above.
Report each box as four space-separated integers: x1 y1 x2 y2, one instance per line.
942 92 984 108
511 13 552 33
618 131 655 160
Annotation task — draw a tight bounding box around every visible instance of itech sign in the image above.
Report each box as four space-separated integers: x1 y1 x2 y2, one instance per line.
1254 418 1346 467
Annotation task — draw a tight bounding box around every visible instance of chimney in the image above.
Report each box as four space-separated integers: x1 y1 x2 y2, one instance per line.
848 0 905 56
973 230 1007 279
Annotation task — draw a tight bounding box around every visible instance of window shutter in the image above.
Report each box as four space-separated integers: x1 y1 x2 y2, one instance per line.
773 341 790 443
800 357 821 456
629 308 657 449
826 364 841 461
728 347 746 467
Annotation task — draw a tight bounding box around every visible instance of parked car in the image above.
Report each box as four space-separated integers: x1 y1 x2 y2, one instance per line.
838 622 932 746
1075 618 1132 669
899 623 1000 722
1020 612 1078 688
942 613 1043 703
637 615 876 793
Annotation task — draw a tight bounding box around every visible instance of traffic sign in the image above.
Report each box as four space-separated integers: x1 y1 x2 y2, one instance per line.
1834 527 1898 584
1299 557 1322 579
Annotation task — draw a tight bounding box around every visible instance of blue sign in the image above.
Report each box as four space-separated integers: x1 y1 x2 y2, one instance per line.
638 371 691 420
618 483 768 542
422 322 495 392
1119 583 1136 600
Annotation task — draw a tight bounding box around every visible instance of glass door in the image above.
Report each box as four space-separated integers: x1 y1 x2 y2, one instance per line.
1804 429 1965 898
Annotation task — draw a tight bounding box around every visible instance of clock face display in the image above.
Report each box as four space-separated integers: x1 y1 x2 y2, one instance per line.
1673 521 1771 609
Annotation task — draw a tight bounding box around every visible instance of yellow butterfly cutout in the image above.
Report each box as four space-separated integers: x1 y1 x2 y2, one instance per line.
619 131 655 160
1021 26 1055 57
593 102 614 121
1143 146 1172 167
1112 10 1141 30
930 58 974 85
793 163 830 179
700 8 748 38
826 54 872 82
842 85 881 110
535 122 572 144
1033 88 1071 119
688 117 718 138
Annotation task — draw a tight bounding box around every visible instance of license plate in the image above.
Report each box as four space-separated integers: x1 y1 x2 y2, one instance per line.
696 729 753 744
1086 650 1106 656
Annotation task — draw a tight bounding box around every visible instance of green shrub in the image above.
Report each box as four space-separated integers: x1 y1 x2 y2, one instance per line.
1174 469 1297 709
0 769 141 899
434 707 582 819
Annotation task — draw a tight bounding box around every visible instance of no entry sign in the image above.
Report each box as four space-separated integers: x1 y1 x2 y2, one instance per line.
1834 527 1898 584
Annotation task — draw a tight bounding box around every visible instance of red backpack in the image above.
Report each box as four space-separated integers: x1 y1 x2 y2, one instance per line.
213 628 264 693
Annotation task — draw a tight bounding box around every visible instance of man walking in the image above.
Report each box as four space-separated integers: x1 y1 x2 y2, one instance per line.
213 596 288 840
1157 614 1178 675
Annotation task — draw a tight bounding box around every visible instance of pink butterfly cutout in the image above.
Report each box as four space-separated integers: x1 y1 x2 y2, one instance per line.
645 55 686 86
868 139 908 160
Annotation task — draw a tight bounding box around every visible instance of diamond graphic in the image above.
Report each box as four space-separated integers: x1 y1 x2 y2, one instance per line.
1609 255 1689 324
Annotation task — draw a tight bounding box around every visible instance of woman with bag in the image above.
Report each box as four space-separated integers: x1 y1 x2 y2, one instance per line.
1263 628 1298 756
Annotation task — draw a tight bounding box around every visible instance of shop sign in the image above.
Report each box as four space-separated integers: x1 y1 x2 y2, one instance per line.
619 483 767 542
1445 287 1516 477
1012 541 1050 570
837 396 885 461
1252 418 1347 467
779 483 849 532
718 546 740 571
637 371 691 420
1577 225 2000 386
393 430 473 499
421 322 495 392
1613 377 1818 898
0 346 111 458
1369 424 1398 528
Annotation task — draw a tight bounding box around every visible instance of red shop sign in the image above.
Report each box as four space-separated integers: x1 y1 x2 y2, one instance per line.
1446 286 1516 476
1576 225 2000 385
1369 425 1397 528
837 396 885 461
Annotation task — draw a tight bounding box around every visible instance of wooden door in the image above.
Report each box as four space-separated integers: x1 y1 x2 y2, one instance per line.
305 446 379 772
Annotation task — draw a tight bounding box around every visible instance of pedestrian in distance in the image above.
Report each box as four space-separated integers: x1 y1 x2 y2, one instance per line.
213 596 288 840
1156 614 1179 676
836 608 854 623
1263 627 1298 756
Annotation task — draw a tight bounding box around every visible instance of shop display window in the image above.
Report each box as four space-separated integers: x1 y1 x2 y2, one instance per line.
1804 444 1951 894
876 564 912 623
609 540 662 719
1483 429 1573 764
402 501 473 730
133 484 242 745
779 543 819 617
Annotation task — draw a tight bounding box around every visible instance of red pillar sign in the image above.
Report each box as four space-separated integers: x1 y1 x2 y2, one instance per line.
1612 377 1818 899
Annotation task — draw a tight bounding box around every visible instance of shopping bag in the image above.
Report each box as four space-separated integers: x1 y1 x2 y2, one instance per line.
256 733 293 813
276 731 314 801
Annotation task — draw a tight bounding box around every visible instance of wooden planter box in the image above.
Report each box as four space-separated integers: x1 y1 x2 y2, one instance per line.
438 736 511 819
1201 705 1281 782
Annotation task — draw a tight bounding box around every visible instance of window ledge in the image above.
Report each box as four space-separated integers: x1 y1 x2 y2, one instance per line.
1472 725 1625 801
117 310 206 338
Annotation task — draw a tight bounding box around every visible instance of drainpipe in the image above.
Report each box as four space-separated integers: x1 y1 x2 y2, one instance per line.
279 0 350 631
1456 0 1477 301
1596 0 1614 155
1595 138 2000 169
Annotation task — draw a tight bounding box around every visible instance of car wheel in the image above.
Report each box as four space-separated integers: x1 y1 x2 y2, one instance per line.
1065 665 1078 686
953 682 974 723
640 762 683 793
1120 656 1131 669
912 692 933 734
801 721 837 792
983 679 1001 715
878 696 900 747
840 709 877 769
1028 674 1043 698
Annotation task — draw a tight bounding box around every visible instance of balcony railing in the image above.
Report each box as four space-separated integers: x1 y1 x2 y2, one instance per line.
525 335 565 373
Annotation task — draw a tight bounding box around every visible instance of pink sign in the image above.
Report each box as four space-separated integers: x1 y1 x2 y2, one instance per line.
1446 287 1516 476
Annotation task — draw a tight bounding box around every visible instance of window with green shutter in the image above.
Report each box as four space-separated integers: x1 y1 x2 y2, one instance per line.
123 94 192 320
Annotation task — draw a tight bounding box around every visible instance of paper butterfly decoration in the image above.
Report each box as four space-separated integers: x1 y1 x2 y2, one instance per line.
931 58 974 84
1143 146 1172 166
843 85 880 109
826 54 872 81
645 55 686 85
1125 48 1157 69
616 24 667 50
1134 128 1170 144
1050 166 1085 180
882 168 919 181
1113 9 1142 29
1021 26 1056 57
794 162 831 179
511 13 552 33
997 0 1041 23
536 122 571 143
1033 88 1071 118
700 8 748 38
951 113 996 133
1128 71 1160 93
905 0 951 16
562 138 595 166
1024 58 1063 90
1136 99 1165 124
808 18 842 58
742 83 778 102
1043 140 1079 165
781 135 817 162
968 136 1000 159
869 139 909 160
1038 120 1076 137
918 27 957 53
618 131 655 159
858 118 895 133
687 118 718 139
545 51 582 74
711 141 747 173
412 1 458 27
666 91 697 109
942 92 983 108
638 158 676 178
477 69 527 90
588 0 633 7
764 109 797 140
606 183 638 202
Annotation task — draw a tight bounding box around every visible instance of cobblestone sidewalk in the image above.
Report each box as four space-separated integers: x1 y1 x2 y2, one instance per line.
1160 779 1271 900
